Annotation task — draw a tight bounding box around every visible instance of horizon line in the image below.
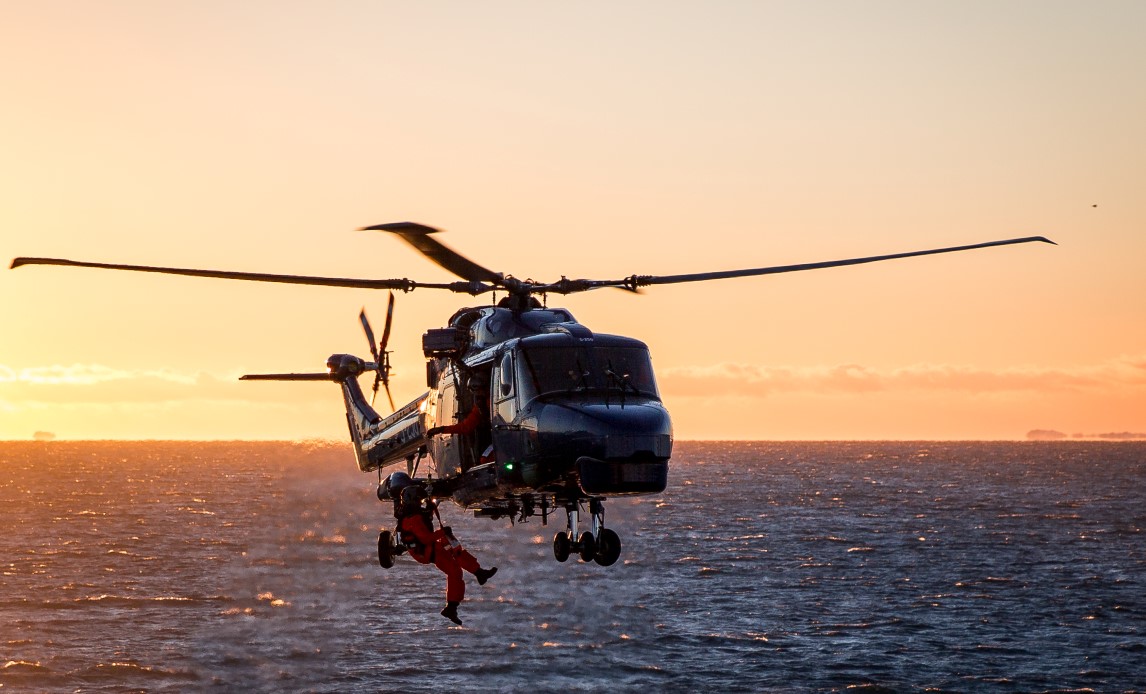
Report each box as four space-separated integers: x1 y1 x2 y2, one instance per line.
4 436 1146 443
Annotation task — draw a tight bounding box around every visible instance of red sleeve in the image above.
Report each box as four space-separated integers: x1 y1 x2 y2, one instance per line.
440 405 481 435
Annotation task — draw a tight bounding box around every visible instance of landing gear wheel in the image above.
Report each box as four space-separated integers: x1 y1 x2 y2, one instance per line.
578 531 597 562
553 532 571 562
378 530 394 569
594 528 621 567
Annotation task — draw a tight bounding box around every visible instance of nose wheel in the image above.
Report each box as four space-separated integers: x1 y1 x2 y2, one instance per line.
552 499 621 566
594 527 621 566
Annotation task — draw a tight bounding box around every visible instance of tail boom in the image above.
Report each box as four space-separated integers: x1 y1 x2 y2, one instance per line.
327 354 428 472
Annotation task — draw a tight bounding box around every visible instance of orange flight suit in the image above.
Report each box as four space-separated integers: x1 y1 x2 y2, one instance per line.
398 509 482 604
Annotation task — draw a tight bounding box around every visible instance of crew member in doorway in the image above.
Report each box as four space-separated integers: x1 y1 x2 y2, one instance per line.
426 375 495 465
381 472 497 625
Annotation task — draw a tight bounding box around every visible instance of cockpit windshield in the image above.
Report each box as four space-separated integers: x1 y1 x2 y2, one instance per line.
517 343 660 402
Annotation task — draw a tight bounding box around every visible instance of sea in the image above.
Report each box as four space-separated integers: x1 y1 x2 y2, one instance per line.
1 440 1143 693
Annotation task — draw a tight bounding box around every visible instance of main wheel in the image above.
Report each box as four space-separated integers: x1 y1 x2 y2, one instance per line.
378 530 394 569
594 528 621 566
553 532 571 562
578 531 597 562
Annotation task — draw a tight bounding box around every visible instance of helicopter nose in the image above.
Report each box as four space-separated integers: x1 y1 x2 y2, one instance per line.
545 403 669 494
535 401 672 495
541 399 671 436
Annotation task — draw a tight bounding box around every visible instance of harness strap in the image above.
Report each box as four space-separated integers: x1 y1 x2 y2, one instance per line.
432 499 444 529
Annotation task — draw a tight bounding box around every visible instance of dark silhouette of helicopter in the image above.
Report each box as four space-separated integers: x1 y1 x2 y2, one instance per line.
11 223 1054 567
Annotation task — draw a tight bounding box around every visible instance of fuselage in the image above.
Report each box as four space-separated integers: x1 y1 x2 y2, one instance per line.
341 305 674 512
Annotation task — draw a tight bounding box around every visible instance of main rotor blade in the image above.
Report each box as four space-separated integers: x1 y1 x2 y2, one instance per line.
9 257 438 291
626 236 1056 289
240 373 332 381
360 222 503 283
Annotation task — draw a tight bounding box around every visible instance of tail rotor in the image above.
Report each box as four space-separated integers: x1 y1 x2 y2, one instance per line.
242 297 396 400
359 291 396 412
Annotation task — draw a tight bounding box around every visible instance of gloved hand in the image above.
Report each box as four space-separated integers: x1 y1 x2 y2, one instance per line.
441 526 460 549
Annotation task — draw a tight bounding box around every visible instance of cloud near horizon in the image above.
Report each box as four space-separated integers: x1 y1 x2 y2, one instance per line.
1 364 198 386
0 364 256 405
658 354 1146 398
0 363 338 439
5 354 1144 404
2 357 1143 440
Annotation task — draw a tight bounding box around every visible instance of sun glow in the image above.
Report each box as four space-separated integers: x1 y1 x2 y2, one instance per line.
2 3 1143 440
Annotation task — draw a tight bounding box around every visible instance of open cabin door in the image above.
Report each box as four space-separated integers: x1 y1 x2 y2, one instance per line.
428 373 464 479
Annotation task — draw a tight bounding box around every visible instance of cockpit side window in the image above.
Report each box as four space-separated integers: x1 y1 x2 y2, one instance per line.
494 352 517 423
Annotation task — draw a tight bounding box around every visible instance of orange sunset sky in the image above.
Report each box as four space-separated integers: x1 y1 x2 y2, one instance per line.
2 2 1144 441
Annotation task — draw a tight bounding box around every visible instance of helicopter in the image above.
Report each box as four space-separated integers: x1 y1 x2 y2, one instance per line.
10 223 1054 568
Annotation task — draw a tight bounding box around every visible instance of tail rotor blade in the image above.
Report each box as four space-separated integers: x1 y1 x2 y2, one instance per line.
359 309 380 363
376 292 396 413
380 291 395 352
361 307 382 407
370 373 381 407
383 381 396 412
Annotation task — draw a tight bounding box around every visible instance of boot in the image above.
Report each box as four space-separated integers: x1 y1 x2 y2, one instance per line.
441 601 462 625
475 566 498 586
